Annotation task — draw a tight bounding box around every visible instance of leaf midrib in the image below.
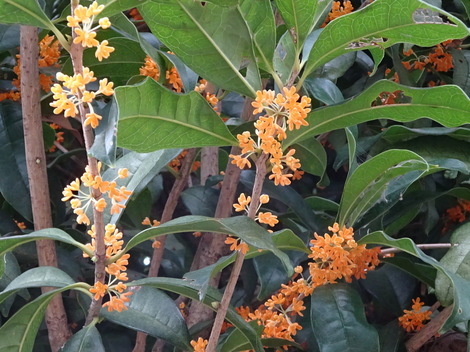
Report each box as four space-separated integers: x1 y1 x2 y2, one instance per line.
287 102 470 147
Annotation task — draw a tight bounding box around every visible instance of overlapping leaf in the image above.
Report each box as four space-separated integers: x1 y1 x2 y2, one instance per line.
116 78 237 152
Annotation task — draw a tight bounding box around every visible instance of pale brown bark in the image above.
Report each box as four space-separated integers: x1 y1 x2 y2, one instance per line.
20 25 71 351
133 148 197 352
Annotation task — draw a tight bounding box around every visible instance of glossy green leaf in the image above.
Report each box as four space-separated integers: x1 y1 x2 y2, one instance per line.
184 229 308 299
274 0 318 51
273 31 296 85
292 138 327 181
451 49 470 95
138 0 261 97
120 215 293 275
381 126 470 144
0 101 31 221
239 0 276 73
116 78 237 152
304 77 344 105
359 231 470 331
0 253 28 317
436 222 470 306
101 286 190 349
60 325 105 352
310 284 379 352
0 24 19 51
64 38 147 87
128 277 264 352
0 284 82 352
286 80 470 147
338 150 430 226
345 127 358 175
302 0 469 77
98 0 150 18
377 321 404 352
84 149 180 224
0 0 53 28
0 229 89 259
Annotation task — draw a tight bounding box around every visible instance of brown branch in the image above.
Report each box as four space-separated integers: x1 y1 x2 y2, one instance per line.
133 148 197 352
67 0 106 326
186 97 255 328
20 25 71 351
206 153 269 352
405 305 453 352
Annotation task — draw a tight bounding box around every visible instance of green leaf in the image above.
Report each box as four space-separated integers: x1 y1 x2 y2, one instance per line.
0 24 19 51
0 101 32 221
286 80 470 147
128 277 264 352
84 149 180 224
0 284 82 352
453 49 470 95
359 231 470 331
0 266 75 305
381 126 470 144
338 149 429 226
116 78 237 152
239 0 276 73
310 284 379 352
292 138 327 182
138 0 261 97
60 325 105 352
436 222 470 306
0 0 53 28
121 215 293 276
184 229 308 299
0 228 88 259
345 127 358 175
98 0 150 18
0 253 29 317
304 78 344 105
302 0 469 77
273 0 318 51
101 286 190 349
377 321 404 352
273 31 296 85
64 38 147 87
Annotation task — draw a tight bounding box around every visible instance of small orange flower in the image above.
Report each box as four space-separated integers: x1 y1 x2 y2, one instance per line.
398 298 432 332
190 337 208 352
89 281 108 300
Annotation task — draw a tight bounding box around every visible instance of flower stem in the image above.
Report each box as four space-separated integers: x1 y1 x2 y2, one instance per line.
380 243 453 255
206 153 269 352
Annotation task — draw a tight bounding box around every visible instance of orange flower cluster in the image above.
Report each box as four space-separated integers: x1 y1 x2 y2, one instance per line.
87 224 133 312
50 67 114 128
5 34 61 100
129 8 143 21
47 123 65 152
442 199 470 233
62 163 132 225
67 1 115 61
194 79 219 111
402 41 454 73
139 55 183 92
168 149 201 173
235 223 380 344
190 337 208 352
322 1 354 27
398 297 432 332
230 87 311 186
141 217 162 248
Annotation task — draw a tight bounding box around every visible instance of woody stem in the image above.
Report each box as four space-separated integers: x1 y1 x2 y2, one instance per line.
206 153 269 352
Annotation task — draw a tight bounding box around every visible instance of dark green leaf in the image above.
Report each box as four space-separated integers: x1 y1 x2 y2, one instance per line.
0 24 19 51
310 284 379 352
287 81 470 147
116 78 237 152
359 231 470 331
304 77 344 105
0 101 31 221
128 277 264 352
338 149 430 226
60 325 105 352
121 215 293 276
303 0 469 77
292 137 327 179
138 0 261 96
101 286 190 349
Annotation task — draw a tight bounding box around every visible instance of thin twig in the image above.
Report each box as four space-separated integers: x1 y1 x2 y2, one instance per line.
380 243 453 256
20 25 71 352
133 148 197 352
206 153 269 352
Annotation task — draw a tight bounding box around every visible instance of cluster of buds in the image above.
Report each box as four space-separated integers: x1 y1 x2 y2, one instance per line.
230 87 311 186
62 163 131 226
